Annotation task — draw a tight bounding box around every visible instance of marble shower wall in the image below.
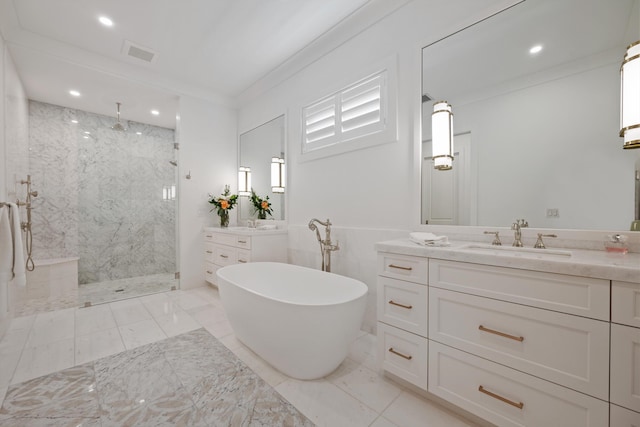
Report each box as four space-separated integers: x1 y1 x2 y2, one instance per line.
29 101 176 284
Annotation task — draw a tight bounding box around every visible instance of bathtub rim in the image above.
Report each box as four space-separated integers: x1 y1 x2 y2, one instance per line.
216 262 368 307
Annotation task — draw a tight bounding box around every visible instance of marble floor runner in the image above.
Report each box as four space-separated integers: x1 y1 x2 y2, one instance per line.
0 328 313 426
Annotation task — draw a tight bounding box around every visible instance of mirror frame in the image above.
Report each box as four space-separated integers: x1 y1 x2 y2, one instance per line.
237 114 287 225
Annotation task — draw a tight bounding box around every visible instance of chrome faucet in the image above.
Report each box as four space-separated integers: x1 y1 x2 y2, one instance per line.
308 218 340 272
511 219 528 247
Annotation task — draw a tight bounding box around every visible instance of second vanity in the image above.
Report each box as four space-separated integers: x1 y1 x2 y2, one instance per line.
375 239 640 427
203 226 287 285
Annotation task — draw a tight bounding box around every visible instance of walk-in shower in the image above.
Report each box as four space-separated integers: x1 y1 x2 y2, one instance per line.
14 101 179 314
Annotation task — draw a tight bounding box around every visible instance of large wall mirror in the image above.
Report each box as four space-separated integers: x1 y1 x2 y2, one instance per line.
238 115 286 221
421 0 640 231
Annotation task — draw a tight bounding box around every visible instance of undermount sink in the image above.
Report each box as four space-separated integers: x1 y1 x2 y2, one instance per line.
460 243 572 258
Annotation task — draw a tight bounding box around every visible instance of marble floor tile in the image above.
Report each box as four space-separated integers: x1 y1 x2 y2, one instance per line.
75 327 125 365
347 332 378 372
110 298 152 326
25 307 75 348
75 303 117 336
187 302 228 327
231 344 288 388
382 390 476 427
276 377 379 427
203 317 235 339
153 308 201 337
139 292 181 318
0 364 100 426
118 318 167 350
327 358 402 413
12 338 75 384
370 416 401 427
166 289 212 311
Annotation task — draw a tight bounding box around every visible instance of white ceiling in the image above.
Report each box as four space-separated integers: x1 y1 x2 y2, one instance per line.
0 0 388 129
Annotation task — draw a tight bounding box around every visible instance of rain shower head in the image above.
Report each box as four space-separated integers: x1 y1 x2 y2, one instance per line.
111 102 127 132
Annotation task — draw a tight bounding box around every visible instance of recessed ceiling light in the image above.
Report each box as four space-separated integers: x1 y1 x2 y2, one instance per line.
136 131 142 135
84 131 90 134
151 110 159 116
529 45 543 55
98 16 113 27
71 119 78 124
83 135 89 139
69 90 81 97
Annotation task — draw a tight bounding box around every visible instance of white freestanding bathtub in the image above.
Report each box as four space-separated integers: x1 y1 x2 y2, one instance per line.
216 262 368 380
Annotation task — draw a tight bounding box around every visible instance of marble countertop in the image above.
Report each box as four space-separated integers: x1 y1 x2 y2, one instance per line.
375 239 640 283
204 226 287 236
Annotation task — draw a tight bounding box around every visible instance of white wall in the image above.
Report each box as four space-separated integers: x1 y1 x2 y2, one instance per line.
237 0 521 332
177 95 237 289
0 37 29 338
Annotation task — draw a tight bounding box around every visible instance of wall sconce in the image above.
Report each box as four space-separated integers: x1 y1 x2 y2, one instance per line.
621 41 640 149
271 157 285 193
238 166 251 196
432 101 454 169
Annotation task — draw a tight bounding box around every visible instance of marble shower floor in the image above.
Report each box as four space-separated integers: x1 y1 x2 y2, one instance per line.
11 273 177 317
0 285 480 427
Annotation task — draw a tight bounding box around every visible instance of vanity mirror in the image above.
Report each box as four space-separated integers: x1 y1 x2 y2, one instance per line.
421 0 640 230
238 115 285 221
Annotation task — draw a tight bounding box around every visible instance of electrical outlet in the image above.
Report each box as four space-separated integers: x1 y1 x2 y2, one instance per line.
546 208 559 218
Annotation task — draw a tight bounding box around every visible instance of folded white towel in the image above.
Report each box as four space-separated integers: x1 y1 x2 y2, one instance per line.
0 206 13 283
8 203 26 287
409 232 450 247
257 224 277 230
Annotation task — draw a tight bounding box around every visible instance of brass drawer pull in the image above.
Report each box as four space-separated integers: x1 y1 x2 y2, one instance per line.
388 347 412 360
205 250 213 254
389 300 413 309
220 254 229 259
238 240 247 244
238 260 247 263
478 385 524 409
205 235 213 238
206 270 213 274
479 325 524 342
389 264 412 271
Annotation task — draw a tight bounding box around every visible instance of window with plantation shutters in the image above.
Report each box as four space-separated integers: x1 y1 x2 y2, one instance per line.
302 71 388 154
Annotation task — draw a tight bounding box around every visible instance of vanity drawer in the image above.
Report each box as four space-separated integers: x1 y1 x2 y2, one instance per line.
209 232 238 247
428 341 609 427
378 253 428 285
204 262 219 285
235 235 251 250
204 242 216 263
611 404 640 426
377 276 427 337
429 259 609 321
611 323 640 413
377 322 427 390
237 250 251 264
612 281 640 328
429 287 609 400
213 245 237 266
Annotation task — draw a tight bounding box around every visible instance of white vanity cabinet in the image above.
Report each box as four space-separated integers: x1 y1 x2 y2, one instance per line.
611 281 640 423
374 242 630 427
204 227 287 285
376 252 428 389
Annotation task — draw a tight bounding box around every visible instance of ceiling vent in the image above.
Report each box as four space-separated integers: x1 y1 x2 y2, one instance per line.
122 40 157 63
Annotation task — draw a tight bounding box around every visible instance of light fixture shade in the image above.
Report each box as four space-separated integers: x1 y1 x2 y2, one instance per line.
238 166 251 196
621 41 640 149
432 101 454 169
271 157 285 193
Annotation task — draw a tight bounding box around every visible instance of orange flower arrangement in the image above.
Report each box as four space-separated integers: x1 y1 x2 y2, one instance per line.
250 189 273 220
208 185 238 227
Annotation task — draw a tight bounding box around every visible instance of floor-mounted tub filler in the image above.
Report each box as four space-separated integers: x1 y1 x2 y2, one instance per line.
216 262 368 380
